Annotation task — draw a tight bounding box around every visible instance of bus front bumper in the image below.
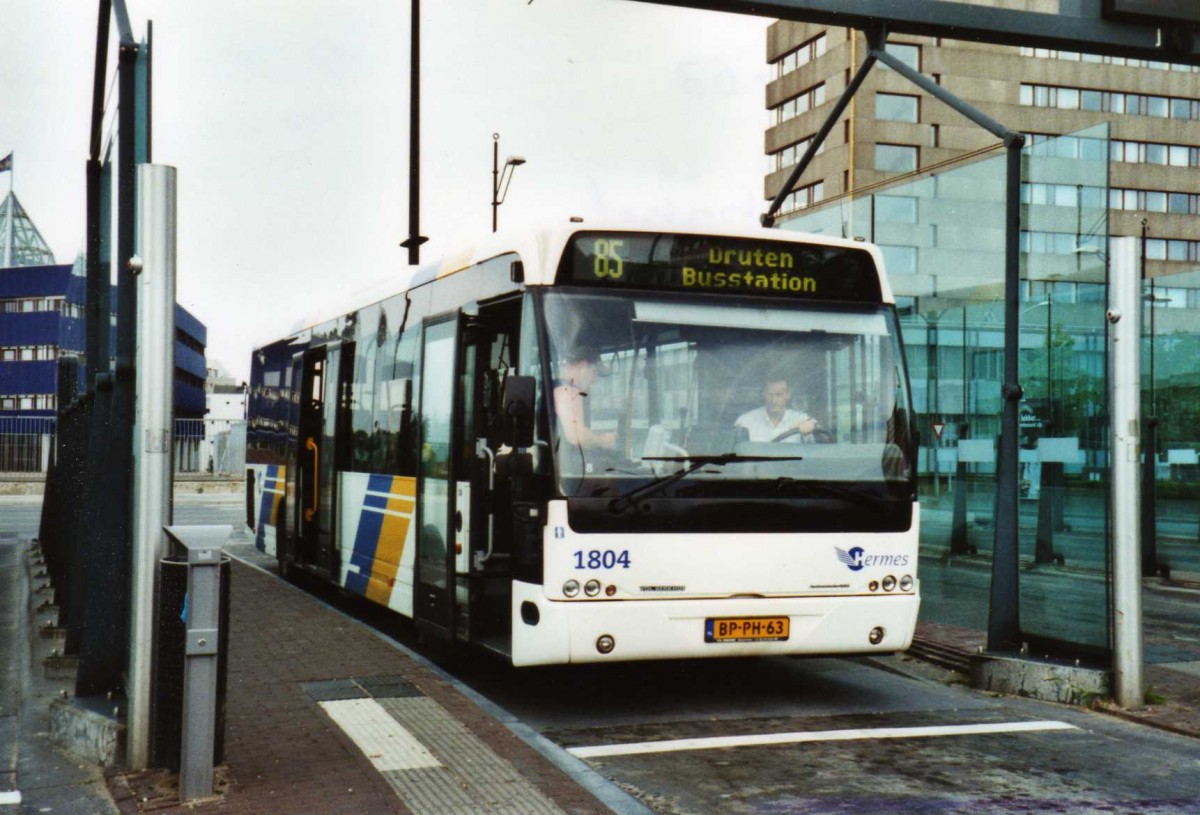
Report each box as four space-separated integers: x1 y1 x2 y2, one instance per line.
509 580 920 667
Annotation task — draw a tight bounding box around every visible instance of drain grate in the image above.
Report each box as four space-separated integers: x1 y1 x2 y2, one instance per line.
302 674 422 702
301 679 367 702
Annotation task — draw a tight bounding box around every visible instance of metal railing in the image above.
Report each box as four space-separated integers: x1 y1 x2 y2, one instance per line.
0 416 247 476
0 416 56 473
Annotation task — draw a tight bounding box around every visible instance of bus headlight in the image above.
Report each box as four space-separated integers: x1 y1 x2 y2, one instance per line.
869 626 885 645
563 580 580 597
881 575 897 592
596 634 615 654
584 580 601 597
899 575 914 592
868 580 879 592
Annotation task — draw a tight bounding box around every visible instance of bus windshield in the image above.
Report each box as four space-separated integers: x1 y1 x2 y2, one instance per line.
538 289 915 500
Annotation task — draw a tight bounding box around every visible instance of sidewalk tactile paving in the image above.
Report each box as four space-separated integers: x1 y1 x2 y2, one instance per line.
319 698 443 771
377 696 567 815
382 766 495 813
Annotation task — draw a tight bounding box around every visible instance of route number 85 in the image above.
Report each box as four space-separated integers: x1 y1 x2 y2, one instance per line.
593 238 625 280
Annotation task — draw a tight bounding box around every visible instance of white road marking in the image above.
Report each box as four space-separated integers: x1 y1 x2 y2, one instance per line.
320 698 442 771
0 791 21 806
568 720 1079 758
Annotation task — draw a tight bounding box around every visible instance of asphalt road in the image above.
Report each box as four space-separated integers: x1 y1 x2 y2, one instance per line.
447 655 1200 814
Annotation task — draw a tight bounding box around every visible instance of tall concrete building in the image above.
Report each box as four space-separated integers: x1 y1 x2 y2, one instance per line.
765 6 1200 284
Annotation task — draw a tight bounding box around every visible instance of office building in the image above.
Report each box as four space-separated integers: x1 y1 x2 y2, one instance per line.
765 7 1200 276
765 5 1200 654
0 189 208 419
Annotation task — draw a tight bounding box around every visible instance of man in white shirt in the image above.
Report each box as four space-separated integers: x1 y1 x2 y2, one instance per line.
553 350 617 452
735 378 818 443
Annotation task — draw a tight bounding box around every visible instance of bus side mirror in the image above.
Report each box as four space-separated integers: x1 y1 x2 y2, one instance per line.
503 375 536 449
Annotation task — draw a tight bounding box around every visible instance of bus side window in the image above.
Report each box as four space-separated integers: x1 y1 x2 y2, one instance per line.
517 297 552 475
389 326 421 477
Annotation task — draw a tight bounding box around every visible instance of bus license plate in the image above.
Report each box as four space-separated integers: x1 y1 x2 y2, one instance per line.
705 616 790 643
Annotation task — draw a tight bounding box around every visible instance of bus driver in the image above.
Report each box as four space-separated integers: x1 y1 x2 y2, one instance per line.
735 377 819 443
553 348 617 452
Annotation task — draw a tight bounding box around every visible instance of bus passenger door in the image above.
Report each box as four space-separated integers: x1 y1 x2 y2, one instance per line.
295 347 325 570
317 341 352 579
295 342 349 579
414 318 457 640
459 298 523 653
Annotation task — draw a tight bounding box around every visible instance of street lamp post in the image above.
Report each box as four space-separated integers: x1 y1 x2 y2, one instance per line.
491 133 526 233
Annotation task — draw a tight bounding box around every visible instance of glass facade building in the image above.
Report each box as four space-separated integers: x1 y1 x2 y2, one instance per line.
784 126 1200 656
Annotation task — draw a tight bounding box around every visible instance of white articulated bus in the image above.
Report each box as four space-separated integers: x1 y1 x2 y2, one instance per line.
246 222 920 666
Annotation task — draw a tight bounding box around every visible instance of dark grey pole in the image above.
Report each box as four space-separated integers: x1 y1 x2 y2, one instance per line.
988 139 1025 653
76 8 139 696
492 134 500 233
1035 293 1058 565
400 0 427 264
951 306 971 554
763 27 883 227
1140 219 1161 575
86 0 112 388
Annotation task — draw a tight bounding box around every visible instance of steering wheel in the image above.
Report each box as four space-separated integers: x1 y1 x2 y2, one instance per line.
770 426 832 444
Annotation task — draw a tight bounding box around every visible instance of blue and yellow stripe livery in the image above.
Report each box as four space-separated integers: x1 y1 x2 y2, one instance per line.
345 474 416 603
255 465 286 552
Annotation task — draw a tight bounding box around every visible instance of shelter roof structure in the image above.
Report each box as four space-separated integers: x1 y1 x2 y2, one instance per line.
0 190 56 267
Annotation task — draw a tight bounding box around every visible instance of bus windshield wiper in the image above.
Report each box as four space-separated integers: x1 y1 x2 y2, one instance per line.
773 477 892 505
608 453 802 515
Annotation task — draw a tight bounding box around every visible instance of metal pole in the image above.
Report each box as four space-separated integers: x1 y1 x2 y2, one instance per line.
4 187 13 268
988 137 1025 653
167 526 230 801
764 26 882 226
930 316 940 498
400 0 426 264
1035 291 1057 565
952 308 974 553
128 164 177 769
492 133 500 233
1110 236 1143 709
86 0 112 388
76 27 139 697
1141 220 1159 575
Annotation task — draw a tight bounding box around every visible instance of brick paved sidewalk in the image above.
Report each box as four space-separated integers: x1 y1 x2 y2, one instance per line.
108 562 610 814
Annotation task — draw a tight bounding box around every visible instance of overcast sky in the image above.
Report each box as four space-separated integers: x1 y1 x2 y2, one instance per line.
2 0 770 382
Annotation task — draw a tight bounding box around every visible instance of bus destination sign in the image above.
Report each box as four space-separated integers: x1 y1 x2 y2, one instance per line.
560 232 882 302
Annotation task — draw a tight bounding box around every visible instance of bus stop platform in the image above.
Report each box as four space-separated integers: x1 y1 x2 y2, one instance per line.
911 616 1200 740
103 552 629 815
